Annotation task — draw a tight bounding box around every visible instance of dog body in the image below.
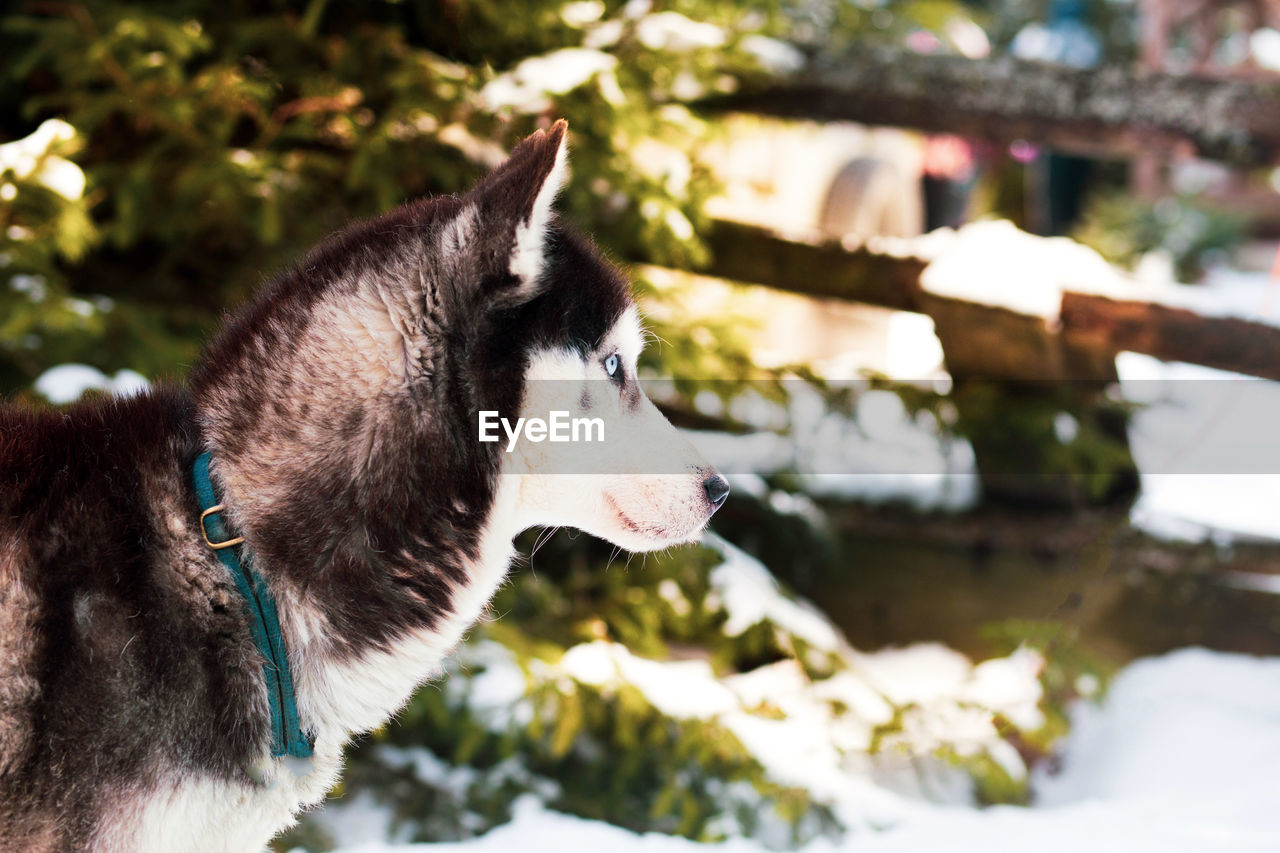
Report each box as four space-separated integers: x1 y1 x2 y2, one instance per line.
0 123 725 851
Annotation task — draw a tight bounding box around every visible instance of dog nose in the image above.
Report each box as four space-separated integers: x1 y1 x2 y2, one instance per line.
703 474 730 511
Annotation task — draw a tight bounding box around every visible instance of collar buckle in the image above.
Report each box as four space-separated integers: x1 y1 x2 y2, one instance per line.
200 504 246 550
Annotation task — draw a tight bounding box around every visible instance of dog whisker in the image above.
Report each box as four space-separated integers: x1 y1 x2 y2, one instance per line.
605 545 623 571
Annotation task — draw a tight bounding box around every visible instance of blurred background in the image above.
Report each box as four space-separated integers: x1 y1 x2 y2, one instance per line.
4 1 1280 850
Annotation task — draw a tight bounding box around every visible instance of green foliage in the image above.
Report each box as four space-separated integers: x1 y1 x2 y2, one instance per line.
276 536 851 847
0 0 1019 396
0 123 94 389
631 270 785 402
0 0 801 395
1072 190 1246 281
524 681 810 841
967 618 1110 804
496 533 736 667
949 381 1137 505
936 745 1026 805
502 530 846 677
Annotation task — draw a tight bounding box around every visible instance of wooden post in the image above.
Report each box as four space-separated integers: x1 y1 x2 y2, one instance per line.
920 293 1138 507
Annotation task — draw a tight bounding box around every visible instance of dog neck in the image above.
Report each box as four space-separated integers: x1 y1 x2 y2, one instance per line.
189 260 519 691
186 204 534 756
268 477 523 745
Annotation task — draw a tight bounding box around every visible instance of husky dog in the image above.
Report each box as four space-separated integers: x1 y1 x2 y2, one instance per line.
0 121 728 851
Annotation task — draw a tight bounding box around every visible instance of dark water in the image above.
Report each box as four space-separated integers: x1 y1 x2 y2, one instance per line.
718 500 1280 666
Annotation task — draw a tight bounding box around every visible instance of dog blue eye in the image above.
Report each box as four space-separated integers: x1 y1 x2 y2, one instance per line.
604 354 620 378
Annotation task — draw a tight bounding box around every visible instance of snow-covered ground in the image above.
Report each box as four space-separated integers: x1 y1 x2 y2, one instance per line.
301 539 1279 853
1119 349 1280 543
321 648 1280 853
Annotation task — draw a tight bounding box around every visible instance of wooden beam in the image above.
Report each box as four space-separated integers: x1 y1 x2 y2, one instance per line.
700 219 925 311
1061 291 1280 381
702 47 1280 166
695 219 1280 382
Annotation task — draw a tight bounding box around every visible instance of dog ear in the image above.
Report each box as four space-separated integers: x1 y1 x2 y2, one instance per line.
466 120 569 301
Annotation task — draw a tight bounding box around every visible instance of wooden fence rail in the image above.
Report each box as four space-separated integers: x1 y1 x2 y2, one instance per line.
700 218 1280 382
702 46 1280 167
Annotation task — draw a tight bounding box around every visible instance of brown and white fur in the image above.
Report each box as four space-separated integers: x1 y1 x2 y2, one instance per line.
0 121 728 851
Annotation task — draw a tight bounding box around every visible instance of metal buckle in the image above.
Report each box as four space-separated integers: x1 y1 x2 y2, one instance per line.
200 504 245 550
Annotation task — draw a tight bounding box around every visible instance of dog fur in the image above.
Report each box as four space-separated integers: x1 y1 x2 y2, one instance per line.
0 121 726 851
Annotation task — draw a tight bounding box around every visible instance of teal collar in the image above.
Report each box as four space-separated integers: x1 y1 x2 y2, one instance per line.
193 451 313 759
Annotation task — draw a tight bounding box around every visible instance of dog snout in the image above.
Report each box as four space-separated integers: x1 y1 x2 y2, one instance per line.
702 473 730 513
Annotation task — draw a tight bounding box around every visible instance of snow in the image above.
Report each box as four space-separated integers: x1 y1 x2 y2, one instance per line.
896 227 1280 541
323 650 1280 853
623 0 652 18
326 796 768 853
34 364 149 404
964 650 1045 732
713 645 1037 823
891 226 1280 537
560 640 740 719
317 790 404 851
1118 351 1280 542
519 533 1050 831
481 49 619 113
1126 262 1280 327
669 226 1280 541
479 7 731 111
841 644 1044 778
740 35 804 73
884 311 944 378
453 640 532 729
706 534 839 650
634 12 726 52
560 0 604 27
908 220 1130 320
583 19 625 49
899 220 1280 332
716 708 926 830
677 226 1280 535
687 384 979 513
541 545 1049 829
1036 648 1280 807
0 119 85 201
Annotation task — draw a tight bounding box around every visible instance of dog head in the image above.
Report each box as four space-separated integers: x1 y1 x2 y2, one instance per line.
456 121 729 551
194 121 726 564
503 305 730 553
